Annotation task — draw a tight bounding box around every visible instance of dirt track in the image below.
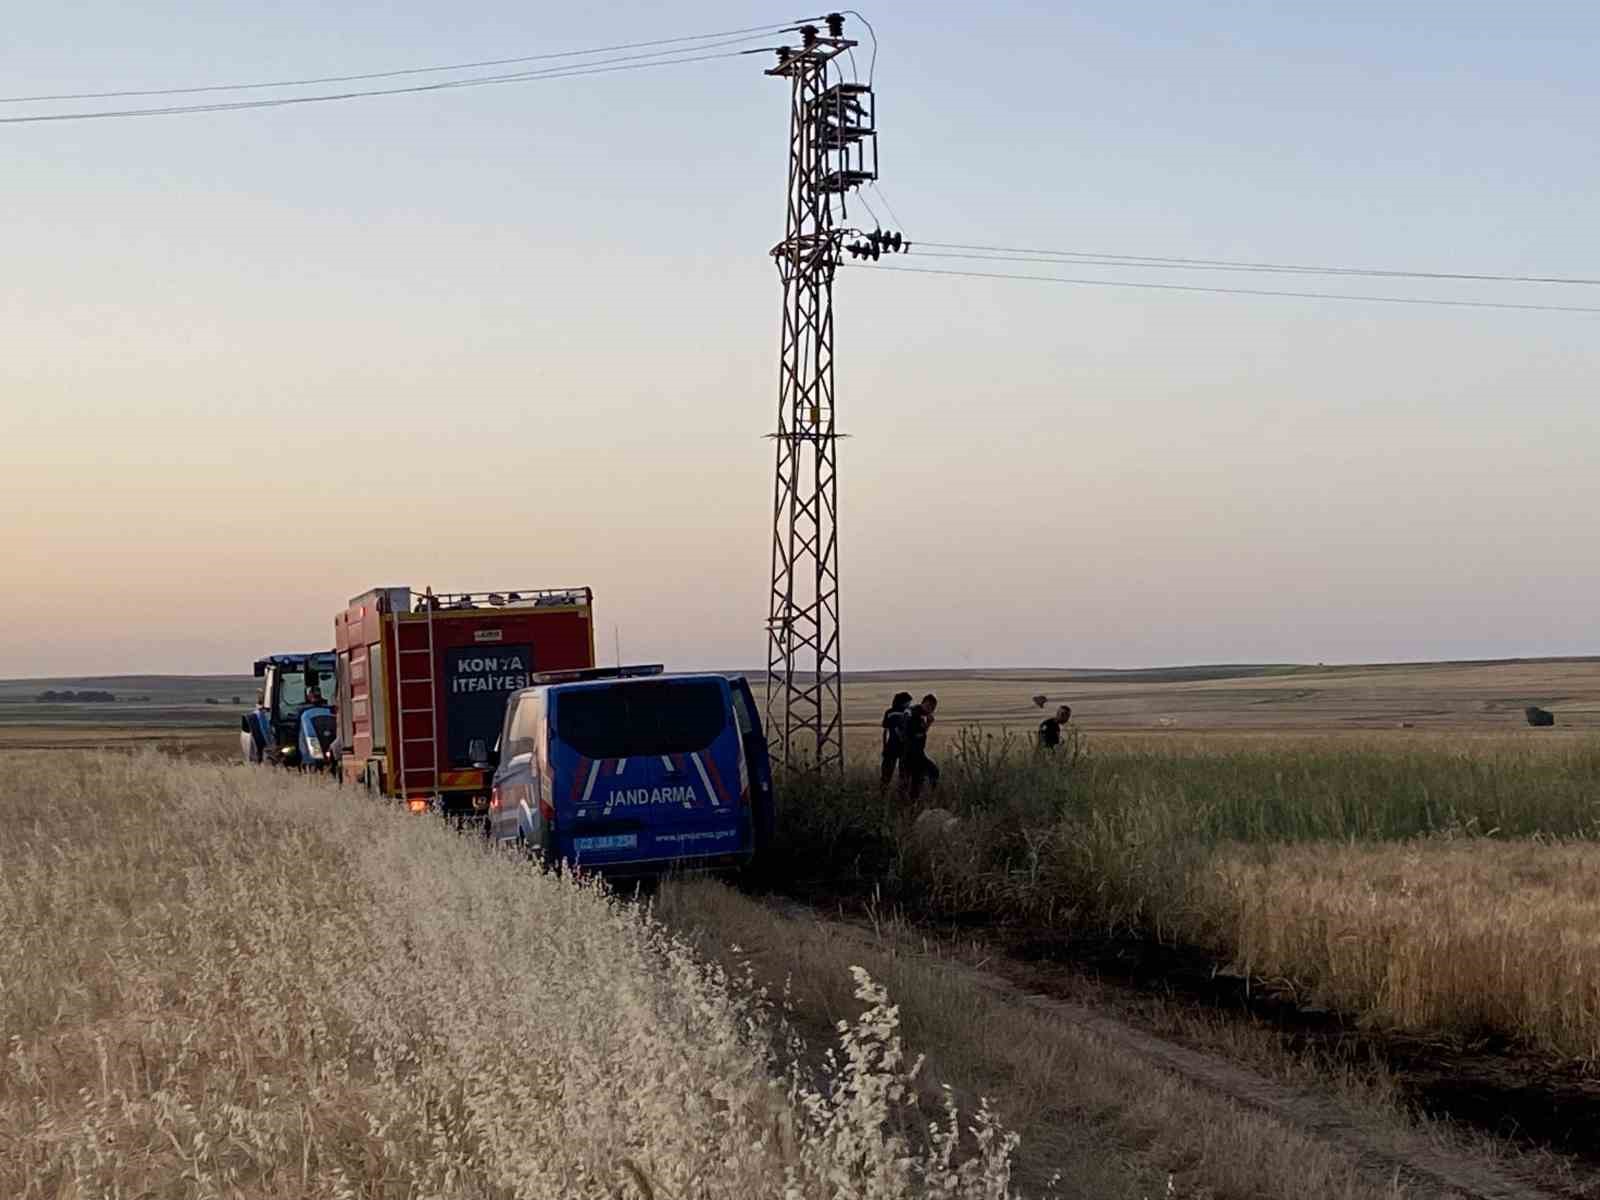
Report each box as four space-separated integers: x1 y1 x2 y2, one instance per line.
991 981 1563 1200
774 899 1574 1200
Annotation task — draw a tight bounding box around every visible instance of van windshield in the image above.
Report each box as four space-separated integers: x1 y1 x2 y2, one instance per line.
556 681 726 758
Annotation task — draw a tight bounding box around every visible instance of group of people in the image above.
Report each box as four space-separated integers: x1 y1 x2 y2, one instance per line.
878 694 1075 800
879 691 940 798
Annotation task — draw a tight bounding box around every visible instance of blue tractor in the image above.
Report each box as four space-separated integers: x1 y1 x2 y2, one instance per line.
241 652 338 770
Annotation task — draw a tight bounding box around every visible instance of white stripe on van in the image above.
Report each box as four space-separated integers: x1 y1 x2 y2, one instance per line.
614 758 628 776
660 755 674 771
690 752 720 808
580 759 600 806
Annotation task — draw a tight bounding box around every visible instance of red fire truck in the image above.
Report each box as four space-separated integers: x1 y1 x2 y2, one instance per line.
334 585 596 820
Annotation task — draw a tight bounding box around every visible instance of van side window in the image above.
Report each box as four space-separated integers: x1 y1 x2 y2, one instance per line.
730 687 754 737
507 695 542 758
500 698 522 758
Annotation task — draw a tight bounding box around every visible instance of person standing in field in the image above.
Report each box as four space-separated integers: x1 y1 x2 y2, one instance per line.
903 693 940 800
880 691 914 790
1038 704 1071 751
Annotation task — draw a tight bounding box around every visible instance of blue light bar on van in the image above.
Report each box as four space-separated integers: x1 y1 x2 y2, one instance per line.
529 664 665 685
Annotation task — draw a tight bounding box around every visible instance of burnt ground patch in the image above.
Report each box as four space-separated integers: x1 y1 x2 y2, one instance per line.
1003 927 1600 1173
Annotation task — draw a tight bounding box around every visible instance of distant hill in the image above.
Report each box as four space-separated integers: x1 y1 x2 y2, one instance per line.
0 675 257 706
842 656 1600 686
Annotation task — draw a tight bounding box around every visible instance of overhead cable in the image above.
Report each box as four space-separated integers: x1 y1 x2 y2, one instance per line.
0 42 760 124
913 241 1600 288
844 262 1600 315
0 22 792 104
842 10 879 84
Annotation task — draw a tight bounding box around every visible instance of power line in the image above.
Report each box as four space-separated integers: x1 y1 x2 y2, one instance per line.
854 186 884 230
914 241 1600 288
844 262 1600 315
0 22 792 104
0 42 760 125
868 182 907 234
912 248 1600 288
842 10 878 84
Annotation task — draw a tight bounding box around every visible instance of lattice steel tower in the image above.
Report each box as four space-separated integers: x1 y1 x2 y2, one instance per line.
762 15 881 771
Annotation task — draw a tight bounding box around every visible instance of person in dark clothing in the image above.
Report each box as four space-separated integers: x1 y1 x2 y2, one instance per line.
880 691 914 789
903 693 940 800
1038 704 1071 751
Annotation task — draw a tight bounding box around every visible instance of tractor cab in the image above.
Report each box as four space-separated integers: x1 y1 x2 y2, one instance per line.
242 652 337 768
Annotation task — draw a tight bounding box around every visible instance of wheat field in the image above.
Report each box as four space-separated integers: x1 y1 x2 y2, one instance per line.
1201 838 1600 1059
0 752 1021 1199
774 730 1600 1064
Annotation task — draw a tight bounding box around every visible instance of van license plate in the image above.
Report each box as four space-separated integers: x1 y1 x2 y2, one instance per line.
574 834 638 852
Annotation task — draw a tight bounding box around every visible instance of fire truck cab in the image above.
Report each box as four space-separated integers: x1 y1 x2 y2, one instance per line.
334 585 595 822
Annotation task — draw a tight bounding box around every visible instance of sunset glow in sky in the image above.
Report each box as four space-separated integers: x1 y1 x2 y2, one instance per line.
4 1 1598 677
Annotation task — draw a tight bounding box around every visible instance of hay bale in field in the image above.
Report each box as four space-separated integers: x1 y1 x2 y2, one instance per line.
1032 694 1048 708
1525 706 1556 728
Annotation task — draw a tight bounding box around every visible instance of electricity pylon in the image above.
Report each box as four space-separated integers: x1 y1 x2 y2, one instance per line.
761 14 895 771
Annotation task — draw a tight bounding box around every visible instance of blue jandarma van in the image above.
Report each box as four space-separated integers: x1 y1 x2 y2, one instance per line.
487 667 774 875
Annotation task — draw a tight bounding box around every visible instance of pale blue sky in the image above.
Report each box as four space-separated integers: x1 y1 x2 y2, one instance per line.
3 2 1597 675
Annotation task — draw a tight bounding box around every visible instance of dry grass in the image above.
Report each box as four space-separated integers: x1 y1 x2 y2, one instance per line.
0 752 1022 1199
1201 839 1600 1060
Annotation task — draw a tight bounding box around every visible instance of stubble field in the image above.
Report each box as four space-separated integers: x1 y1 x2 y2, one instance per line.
841 655 1600 741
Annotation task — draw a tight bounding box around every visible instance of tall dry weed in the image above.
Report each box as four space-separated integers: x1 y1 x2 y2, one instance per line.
0 751 1026 1199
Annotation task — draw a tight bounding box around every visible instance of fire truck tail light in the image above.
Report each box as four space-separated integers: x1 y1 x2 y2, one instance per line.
407 798 428 814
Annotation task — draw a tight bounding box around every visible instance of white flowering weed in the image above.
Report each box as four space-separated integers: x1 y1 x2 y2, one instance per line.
0 752 1025 1199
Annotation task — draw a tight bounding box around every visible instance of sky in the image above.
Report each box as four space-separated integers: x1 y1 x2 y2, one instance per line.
4 1 1599 677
